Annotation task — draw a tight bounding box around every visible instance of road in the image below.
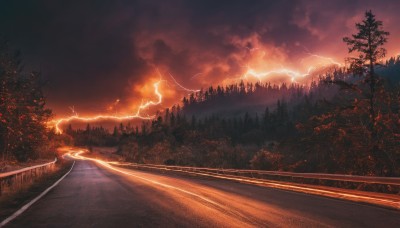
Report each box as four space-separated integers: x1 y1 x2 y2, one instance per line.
6 159 400 228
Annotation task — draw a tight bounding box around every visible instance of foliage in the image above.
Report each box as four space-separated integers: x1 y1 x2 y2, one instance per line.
343 10 389 137
67 12 399 176
66 56 400 176
250 149 283 170
0 39 52 162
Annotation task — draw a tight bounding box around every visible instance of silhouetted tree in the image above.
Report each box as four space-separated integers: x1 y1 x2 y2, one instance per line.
0 39 52 161
343 10 389 137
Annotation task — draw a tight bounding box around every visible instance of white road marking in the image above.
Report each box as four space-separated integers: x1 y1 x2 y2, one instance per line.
0 161 75 227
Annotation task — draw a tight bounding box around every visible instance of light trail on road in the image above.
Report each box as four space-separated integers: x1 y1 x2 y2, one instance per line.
7 147 399 227
67 149 267 227
118 163 400 210
66 148 400 211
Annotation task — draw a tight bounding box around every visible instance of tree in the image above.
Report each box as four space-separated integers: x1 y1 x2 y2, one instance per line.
0 39 19 161
0 39 52 161
343 10 389 137
112 126 119 137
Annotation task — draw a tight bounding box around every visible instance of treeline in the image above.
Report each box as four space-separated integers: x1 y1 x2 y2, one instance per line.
66 59 400 175
66 98 294 169
0 40 53 162
64 124 119 148
379 56 400 83
68 12 400 176
181 74 341 117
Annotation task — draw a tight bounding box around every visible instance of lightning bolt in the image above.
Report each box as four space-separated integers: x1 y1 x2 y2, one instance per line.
68 106 78 116
242 66 315 83
190 72 204 80
303 53 343 67
241 45 342 83
49 46 345 134
49 81 163 134
168 72 200 92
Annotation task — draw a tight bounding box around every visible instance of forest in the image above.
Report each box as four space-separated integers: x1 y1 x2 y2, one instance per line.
65 57 399 175
64 12 400 176
2 11 399 176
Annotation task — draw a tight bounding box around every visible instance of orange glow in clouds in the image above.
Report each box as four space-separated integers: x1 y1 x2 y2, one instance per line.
240 48 343 84
49 42 345 134
224 35 344 84
50 81 163 133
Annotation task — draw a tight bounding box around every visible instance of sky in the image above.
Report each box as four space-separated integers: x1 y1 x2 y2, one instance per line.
1 0 399 118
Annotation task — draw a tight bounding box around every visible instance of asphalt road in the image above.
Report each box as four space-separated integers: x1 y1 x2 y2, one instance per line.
7 160 400 228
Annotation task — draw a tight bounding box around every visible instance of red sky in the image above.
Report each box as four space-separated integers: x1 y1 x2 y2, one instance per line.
1 0 399 118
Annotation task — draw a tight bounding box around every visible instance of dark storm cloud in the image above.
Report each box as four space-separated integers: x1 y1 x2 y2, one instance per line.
0 0 146 114
1 0 399 115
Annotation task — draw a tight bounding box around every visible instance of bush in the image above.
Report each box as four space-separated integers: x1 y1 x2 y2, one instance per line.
250 149 283 170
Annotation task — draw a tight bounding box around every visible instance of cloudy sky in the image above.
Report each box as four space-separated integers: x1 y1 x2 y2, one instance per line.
1 0 399 117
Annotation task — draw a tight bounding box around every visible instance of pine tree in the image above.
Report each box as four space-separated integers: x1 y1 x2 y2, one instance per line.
343 10 389 137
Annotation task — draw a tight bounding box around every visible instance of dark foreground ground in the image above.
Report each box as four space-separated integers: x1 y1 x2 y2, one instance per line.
6 160 400 228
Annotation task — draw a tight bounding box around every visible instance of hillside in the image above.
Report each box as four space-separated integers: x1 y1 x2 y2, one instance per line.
65 58 400 176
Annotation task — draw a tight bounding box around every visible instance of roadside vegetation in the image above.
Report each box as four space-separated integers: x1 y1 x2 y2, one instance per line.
0 38 56 170
0 37 76 221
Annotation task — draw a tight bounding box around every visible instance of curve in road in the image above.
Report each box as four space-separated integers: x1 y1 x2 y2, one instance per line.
6 158 400 228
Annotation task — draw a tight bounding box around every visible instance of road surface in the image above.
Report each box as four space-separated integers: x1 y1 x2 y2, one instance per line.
7 159 400 227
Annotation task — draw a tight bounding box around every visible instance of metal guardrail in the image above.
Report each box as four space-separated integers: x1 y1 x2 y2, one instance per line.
0 158 57 196
130 163 400 210
117 163 400 186
0 158 57 178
